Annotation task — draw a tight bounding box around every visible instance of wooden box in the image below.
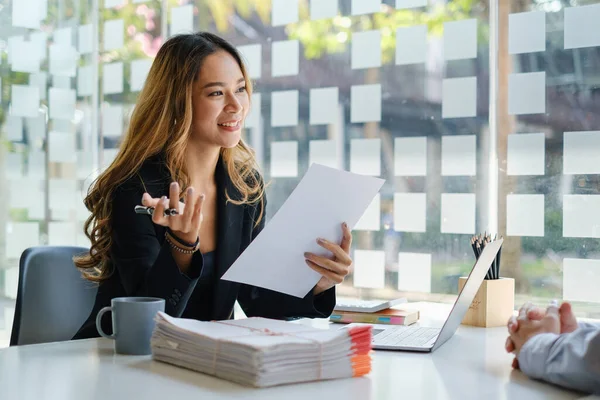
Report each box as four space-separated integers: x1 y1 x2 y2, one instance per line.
457 277 515 327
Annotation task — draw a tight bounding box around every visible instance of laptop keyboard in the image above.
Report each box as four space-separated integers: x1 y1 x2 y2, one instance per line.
374 326 439 347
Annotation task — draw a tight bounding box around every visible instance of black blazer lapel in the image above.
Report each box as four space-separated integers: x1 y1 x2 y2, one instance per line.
212 159 244 319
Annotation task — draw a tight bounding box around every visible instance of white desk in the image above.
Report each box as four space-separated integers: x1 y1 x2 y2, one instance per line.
0 303 588 400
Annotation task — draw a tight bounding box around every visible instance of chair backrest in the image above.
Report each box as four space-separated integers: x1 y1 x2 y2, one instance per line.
10 246 98 346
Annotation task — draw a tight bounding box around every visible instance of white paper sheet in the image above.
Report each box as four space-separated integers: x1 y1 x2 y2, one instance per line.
309 87 338 125
394 136 427 176
442 77 477 119
48 131 77 163
270 141 298 177
77 65 93 97
103 62 124 95
48 222 77 246
564 4 600 50
563 131 600 175
11 41 40 73
351 84 381 123
508 72 546 115
272 0 299 26
506 194 545 237
221 164 385 297
354 194 380 231
563 195 600 238
507 133 545 175
310 0 338 20
396 0 427 9
130 59 152 92
509 11 545 54
54 27 72 46
396 25 427 65
350 138 381 176
30 31 48 61
441 135 476 176
245 93 261 129
352 250 385 289
78 24 93 54
104 19 124 51
11 85 40 118
351 0 381 16
171 5 194 37
6 115 23 141
394 193 426 232
443 19 477 60
309 140 340 170
12 0 42 29
397 252 431 293
6 223 40 260
7 36 24 65
441 193 476 234
29 72 48 101
271 90 298 127
352 30 381 69
271 40 299 77
563 258 600 303
102 104 124 137
49 88 76 120
237 44 262 79
49 179 77 212
49 44 77 77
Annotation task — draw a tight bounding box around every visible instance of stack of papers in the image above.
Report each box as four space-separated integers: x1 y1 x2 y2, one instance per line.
150 312 373 387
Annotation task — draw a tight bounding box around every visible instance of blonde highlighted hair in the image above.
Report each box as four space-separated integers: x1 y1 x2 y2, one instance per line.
74 32 264 283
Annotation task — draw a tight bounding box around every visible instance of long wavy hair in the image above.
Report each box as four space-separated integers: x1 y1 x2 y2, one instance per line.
74 32 264 283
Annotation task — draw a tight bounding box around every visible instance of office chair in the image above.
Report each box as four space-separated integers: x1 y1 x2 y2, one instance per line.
10 246 98 346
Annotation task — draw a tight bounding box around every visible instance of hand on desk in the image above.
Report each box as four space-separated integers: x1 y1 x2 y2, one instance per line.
305 223 353 296
505 301 579 369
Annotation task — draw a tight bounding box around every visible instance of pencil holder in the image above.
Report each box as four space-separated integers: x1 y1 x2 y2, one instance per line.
457 277 515 328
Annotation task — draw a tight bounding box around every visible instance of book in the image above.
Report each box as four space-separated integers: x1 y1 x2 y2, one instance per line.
329 308 420 326
150 312 373 387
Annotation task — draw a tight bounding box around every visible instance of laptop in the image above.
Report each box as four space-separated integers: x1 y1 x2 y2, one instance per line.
354 238 503 353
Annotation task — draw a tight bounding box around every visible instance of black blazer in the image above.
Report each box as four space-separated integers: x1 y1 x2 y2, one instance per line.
73 156 336 339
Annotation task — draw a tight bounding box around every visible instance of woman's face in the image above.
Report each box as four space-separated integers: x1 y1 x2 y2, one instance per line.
190 50 250 149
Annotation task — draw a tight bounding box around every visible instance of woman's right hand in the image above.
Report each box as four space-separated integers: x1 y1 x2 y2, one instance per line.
141 182 205 243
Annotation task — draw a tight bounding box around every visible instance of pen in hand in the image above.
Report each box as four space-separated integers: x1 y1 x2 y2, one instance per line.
134 205 179 217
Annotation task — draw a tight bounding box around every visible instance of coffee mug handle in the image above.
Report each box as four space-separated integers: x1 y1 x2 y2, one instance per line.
96 306 115 339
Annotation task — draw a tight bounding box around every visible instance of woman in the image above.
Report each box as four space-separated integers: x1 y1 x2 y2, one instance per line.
73 32 352 339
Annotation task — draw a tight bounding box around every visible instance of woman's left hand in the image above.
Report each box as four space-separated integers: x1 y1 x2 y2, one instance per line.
305 222 353 296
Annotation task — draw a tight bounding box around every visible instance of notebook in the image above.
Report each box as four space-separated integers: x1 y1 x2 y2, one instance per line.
330 308 420 326
150 312 373 387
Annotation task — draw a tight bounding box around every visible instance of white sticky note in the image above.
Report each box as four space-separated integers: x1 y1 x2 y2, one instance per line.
77 65 93 97
103 62 124 95
26 151 46 179
444 19 477 60
394 193 426 233
563 258 600 303
441 135 476 176
11 41 40 73
105 0 125 8
49 88 75 120
509 11 545 54
507 133 545 176
52 75 71 90
237 44 261 79
130 59 152 92
396 0 427 9
309 87 338 125
49 44 77 77
49 131 76 163
354 194 381 231
8 179 44 217
272 0 299 26
50 179 77 211
310 0 338 20
29 32 48 63
563 195 600 238
103 148 119 170
171 5 193 36
11 85 40 118
509 72 545 115
6 153 22 179
6 223 40 259
26 115 46 145
7 36 25 65
6 116 23 141
272 40 299 77
563 131 600 175
271 90 298 127
77 151 94 180
48 223 77 246
12 0 41 29
245 93 261 129
309 140 340 169
270 141 298 178
351 0 381 16
564 4 600 50
54 27 72 46
351 84 381 123
397 253 431 293
29 72 48 101
506 194 544 237
396 25 427 65
78 24 93 54
394 137 427 176
351 138 381 176
102 105 124 138
353 250 385 289
442 77 477 118
352 30 381 69
441 193 476 234
104 19 124 51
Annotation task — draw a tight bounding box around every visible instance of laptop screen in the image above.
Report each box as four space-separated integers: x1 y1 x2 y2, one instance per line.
431 238 503 351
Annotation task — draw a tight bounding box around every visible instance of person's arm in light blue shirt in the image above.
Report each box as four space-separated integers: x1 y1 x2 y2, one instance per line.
518 322 600 394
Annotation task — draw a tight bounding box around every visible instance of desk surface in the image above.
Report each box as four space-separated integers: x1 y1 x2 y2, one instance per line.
0 302 587 400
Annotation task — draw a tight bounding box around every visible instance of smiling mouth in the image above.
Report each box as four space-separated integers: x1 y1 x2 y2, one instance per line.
218 121 241 128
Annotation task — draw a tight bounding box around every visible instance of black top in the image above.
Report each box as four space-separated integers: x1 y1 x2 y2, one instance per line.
73 155 335 339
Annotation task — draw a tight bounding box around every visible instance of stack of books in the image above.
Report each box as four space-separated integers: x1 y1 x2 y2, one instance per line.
150 312 372 387
330 298 419 326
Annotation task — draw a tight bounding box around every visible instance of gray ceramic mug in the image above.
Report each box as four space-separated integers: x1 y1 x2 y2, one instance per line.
96 297 165 355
